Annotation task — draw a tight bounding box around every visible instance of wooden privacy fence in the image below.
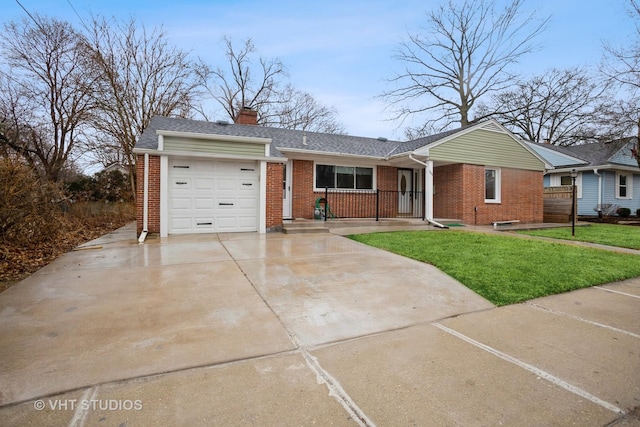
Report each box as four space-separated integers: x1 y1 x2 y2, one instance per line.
543 185 574 223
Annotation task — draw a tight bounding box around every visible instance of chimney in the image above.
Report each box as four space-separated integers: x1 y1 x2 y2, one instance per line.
543 138 550 144
234 106 258 125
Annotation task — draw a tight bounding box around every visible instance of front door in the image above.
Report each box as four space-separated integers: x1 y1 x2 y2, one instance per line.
398 169 413 214
283 160 292 219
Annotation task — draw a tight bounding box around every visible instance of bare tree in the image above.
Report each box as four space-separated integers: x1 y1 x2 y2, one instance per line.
602 0 640 164
480 68 608 145
382 0 548 132
202 37 344 132
83 16 207 197
0 16 95 182
202 37 286 123
271 86 345 133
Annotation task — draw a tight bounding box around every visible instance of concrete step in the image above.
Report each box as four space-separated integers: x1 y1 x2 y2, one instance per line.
283 227 330 234
282 222 330 234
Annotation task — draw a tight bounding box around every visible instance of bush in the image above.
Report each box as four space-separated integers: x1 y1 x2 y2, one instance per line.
617 207 631 218
0 158 66 245
594 204 620 218
636 209 640 217
66 169 133 202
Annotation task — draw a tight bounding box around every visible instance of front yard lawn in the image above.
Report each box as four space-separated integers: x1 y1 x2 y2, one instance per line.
517 223 640 250
349 230 640 306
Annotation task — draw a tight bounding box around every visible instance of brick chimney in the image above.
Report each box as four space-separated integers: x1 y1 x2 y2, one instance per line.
235 106 258 125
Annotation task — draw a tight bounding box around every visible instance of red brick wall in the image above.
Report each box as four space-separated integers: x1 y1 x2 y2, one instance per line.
290 162 399 219
266 163 283 230
136 154 160 234
291 160 314 218
434 164 543 225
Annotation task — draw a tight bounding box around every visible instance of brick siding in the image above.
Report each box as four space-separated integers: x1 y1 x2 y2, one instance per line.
136 154 160 235
434 164 543 225
266 162 283 230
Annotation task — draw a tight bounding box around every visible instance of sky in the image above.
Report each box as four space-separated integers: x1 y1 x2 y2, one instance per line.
3 0 637 140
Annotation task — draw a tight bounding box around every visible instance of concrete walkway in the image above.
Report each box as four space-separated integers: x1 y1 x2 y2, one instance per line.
0 223 638 426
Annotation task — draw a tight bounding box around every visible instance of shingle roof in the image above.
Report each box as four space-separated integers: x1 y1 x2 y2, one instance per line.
134 115 490 160
136 116 405 158
535 138 637 167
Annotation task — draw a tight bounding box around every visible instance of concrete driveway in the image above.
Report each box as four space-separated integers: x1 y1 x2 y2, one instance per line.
0 223 638 426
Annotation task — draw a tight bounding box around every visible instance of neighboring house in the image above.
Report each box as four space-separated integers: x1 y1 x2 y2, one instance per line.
102 162 129 175
527 138 640 216
133 109 549 237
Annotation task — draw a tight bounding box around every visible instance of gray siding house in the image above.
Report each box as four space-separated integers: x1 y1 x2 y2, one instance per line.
528 139 640 216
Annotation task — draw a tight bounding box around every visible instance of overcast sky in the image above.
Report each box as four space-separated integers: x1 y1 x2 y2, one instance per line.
4 0 636 140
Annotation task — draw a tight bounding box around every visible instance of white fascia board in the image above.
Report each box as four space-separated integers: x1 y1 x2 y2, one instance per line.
553 164 640 174
156 129 271 145
276 147 384 161
132 148 286 163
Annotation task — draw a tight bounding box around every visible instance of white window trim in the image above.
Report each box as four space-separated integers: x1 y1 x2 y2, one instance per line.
313 162 377 191
616 171 633 199
550 172 582 198
485 167 501 204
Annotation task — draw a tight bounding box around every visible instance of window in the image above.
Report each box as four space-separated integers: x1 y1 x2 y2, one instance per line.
551 173 582 198
485 167 501 203
315 164 374 190
560 175 572 186
616 172 633 199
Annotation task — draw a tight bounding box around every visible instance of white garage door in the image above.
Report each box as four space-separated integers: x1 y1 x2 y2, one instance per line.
168 158 259 234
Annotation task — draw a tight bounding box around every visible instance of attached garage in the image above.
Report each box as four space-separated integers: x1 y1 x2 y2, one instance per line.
134 114 286 238
168 158 259 234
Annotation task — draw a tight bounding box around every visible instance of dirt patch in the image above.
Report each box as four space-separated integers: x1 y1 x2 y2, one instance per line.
0 217 133 294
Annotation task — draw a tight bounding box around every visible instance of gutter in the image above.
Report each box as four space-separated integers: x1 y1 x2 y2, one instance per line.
593 168 602 216
409 154 448 229
138 153 149 243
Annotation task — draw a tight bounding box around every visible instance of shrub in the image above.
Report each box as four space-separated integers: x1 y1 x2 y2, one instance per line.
617 207 631 218
0 158 66 245
594 204 620 218
636 208 640 217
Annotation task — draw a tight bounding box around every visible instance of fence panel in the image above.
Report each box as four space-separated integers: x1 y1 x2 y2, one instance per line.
543 186 573 223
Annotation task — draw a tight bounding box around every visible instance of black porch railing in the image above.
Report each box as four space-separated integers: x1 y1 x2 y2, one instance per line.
314 188 425 221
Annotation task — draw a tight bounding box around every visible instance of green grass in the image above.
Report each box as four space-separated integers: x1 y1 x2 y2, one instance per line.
349 230 640 306
517 223 640 250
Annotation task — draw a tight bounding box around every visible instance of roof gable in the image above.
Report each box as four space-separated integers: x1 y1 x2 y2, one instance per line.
411 120 548 171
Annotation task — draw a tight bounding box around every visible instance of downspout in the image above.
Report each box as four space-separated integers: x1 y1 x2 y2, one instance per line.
593 168 602 218
138 153 149 243
409 154 448 229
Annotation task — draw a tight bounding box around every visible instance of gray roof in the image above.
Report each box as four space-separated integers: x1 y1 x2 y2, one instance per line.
135 116 475 159
535 138 637 168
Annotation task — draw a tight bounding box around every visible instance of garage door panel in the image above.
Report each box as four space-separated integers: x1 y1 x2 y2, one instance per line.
171 178 191 190
194 198 214 210
169 217 192 233
171 197 192 210
216 178 237 191
194 178 214 189
237 197 258 209
194 218 215 230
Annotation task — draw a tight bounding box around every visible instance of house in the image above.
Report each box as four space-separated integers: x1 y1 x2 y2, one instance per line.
132 109 549 237
527 138 640 217
102 162 129 175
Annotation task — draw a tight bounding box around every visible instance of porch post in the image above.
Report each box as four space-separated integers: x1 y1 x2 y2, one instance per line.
425 160 434 221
